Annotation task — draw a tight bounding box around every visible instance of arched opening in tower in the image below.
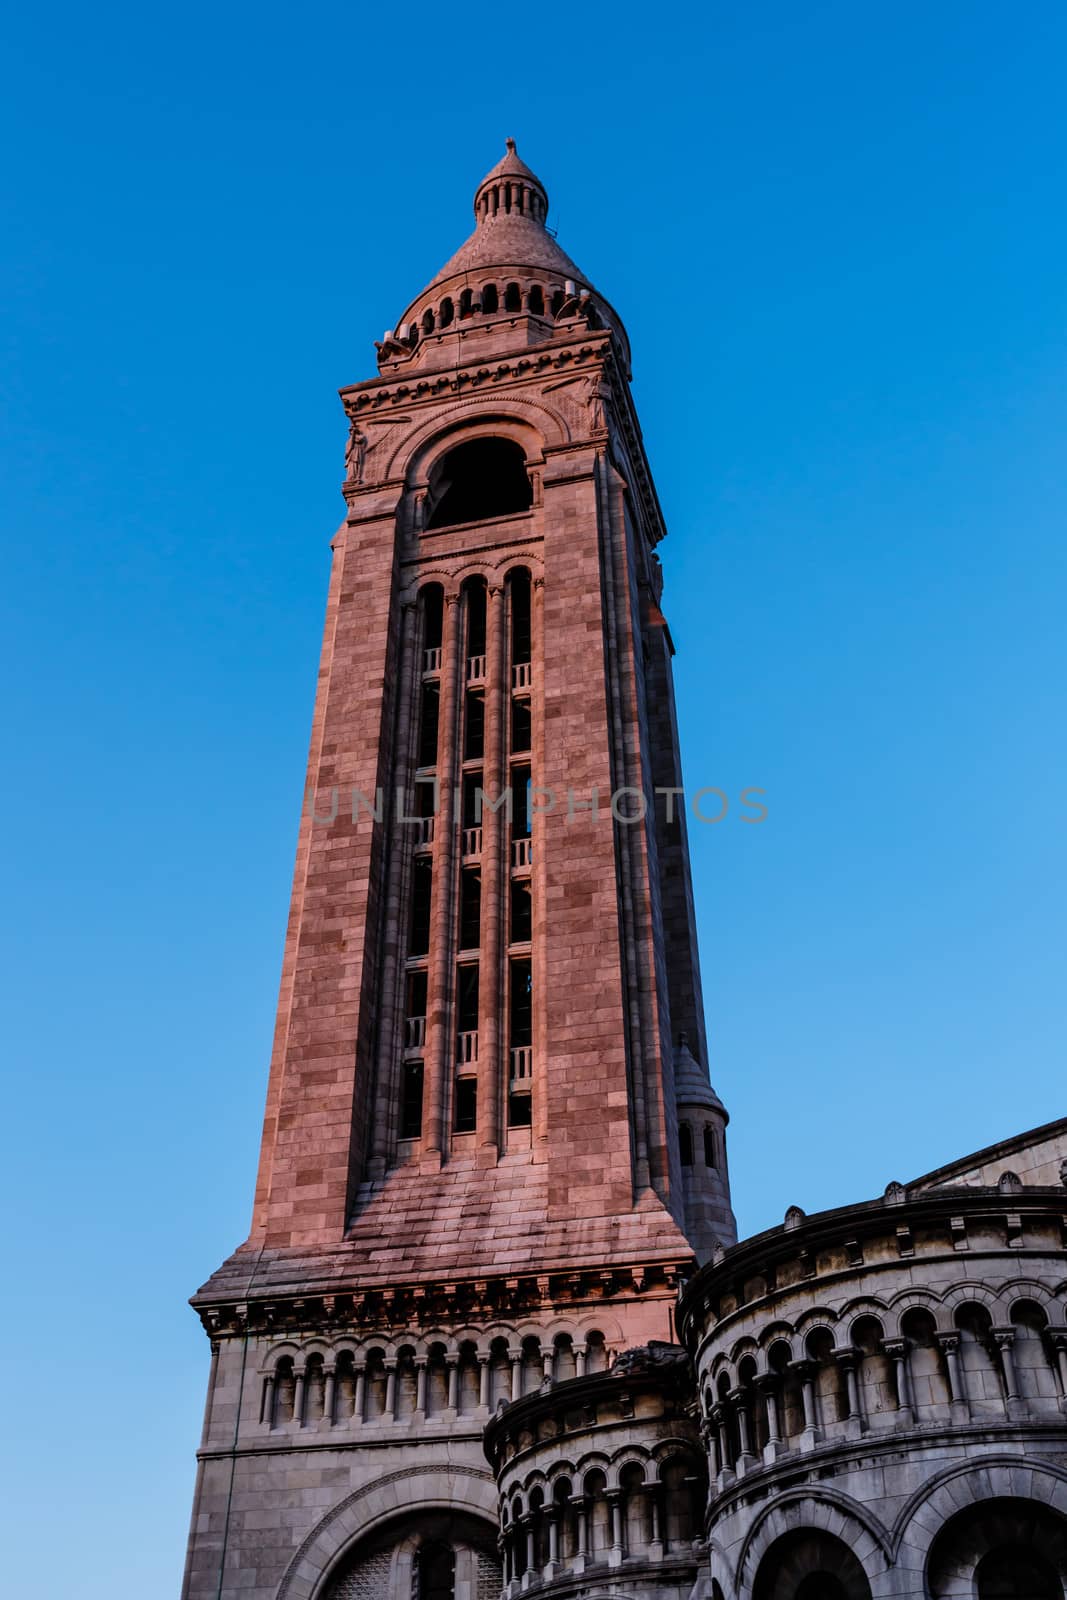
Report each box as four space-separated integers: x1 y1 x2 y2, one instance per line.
426 438 532 529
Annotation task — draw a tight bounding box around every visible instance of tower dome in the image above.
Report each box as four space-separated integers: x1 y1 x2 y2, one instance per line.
381 140 631 374
427 137 587 288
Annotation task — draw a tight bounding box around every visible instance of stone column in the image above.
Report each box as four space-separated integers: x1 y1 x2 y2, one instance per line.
570 1495 588 1571
424 591 462 1158
884 1339 914 1424
574 1344 587 1378
834 1347 863 1439
937 1333 968 1418
607 1491 623 1565
261 1372 275 1429
322 1363 336 1428
479 582 506 1155
729 1386 755 1469
712 1403 733 1482
1049 1332 1067 1407
292 1365 306 1429
648 1484 663 1558
446 1353 459 1414
415 1356 428 1417
545 1509 560 1578
757 1375 785 1461
542 1346 555 1387
353 1363 366 1423
523 1517 535 1585
509 1346 523 1401
384 1360 397 1421
790 1361 819 1449
994 1328 1024 1416
478 1351 491 1411
531 574 549 1148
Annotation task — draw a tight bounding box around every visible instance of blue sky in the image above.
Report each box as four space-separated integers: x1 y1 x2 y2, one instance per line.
2 2 1065 1593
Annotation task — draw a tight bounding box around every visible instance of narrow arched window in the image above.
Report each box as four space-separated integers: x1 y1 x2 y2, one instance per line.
679 1123 693 1166
528 285 544 315
703 1125 716 1167
504 282 522 312
482 283 499 313
413 1540 455 1600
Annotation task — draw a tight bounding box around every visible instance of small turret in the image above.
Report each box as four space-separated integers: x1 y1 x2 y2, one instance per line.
674 1032 737 1259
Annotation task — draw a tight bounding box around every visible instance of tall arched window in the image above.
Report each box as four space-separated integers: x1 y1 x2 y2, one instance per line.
414 1540 454 1599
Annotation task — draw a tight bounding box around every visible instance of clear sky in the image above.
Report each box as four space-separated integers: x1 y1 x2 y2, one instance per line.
2 2 1065 1593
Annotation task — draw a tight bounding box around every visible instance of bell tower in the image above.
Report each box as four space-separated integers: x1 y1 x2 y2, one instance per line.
183 140 735 1600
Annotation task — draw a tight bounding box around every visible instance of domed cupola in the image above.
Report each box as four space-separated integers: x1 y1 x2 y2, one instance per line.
379 140 631 374
473 137 548 224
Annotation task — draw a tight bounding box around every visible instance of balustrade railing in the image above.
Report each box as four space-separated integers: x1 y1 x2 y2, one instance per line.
456 1030 479 1066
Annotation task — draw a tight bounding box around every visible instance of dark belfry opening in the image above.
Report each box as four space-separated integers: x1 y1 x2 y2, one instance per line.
510 878 532 944
457 964 479 1031
399 1061 424 1140
509 571 531 664
408 857 432 957
508 956 532 1127
509 960 531 1042
466 581 487 660
510 696 531 753
427 439 532 530
679 1124 694 1167
405 968 427 1024
511 764 531 838
422 583 444 651
459 868 482 949
418 683 440 769
504 281 521 312
481 283 499 313
464 690 485 759
527 285 544 315
703 1125 717 1168
453 1076 477 1134
462 773 483 829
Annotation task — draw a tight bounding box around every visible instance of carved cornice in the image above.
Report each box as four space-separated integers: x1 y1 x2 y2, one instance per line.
194 1258 689 1340
341 337 610 417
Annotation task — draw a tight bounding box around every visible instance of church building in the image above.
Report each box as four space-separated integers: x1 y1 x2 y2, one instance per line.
182 143 1067 1600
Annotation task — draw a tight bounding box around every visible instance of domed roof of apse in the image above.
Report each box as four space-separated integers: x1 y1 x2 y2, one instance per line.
424 138 591 291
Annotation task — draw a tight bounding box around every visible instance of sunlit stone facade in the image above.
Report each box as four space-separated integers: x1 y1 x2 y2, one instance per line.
181 141 1066 1600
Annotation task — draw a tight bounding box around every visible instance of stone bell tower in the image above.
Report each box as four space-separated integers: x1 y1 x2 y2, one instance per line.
182 140 735 1600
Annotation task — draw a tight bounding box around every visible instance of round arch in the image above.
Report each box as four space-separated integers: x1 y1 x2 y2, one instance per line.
736 1488 892 1596
275 1464 497 1599
891 1456 1067 1578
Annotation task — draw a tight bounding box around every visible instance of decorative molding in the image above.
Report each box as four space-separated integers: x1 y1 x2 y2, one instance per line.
195 1258 689 1340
